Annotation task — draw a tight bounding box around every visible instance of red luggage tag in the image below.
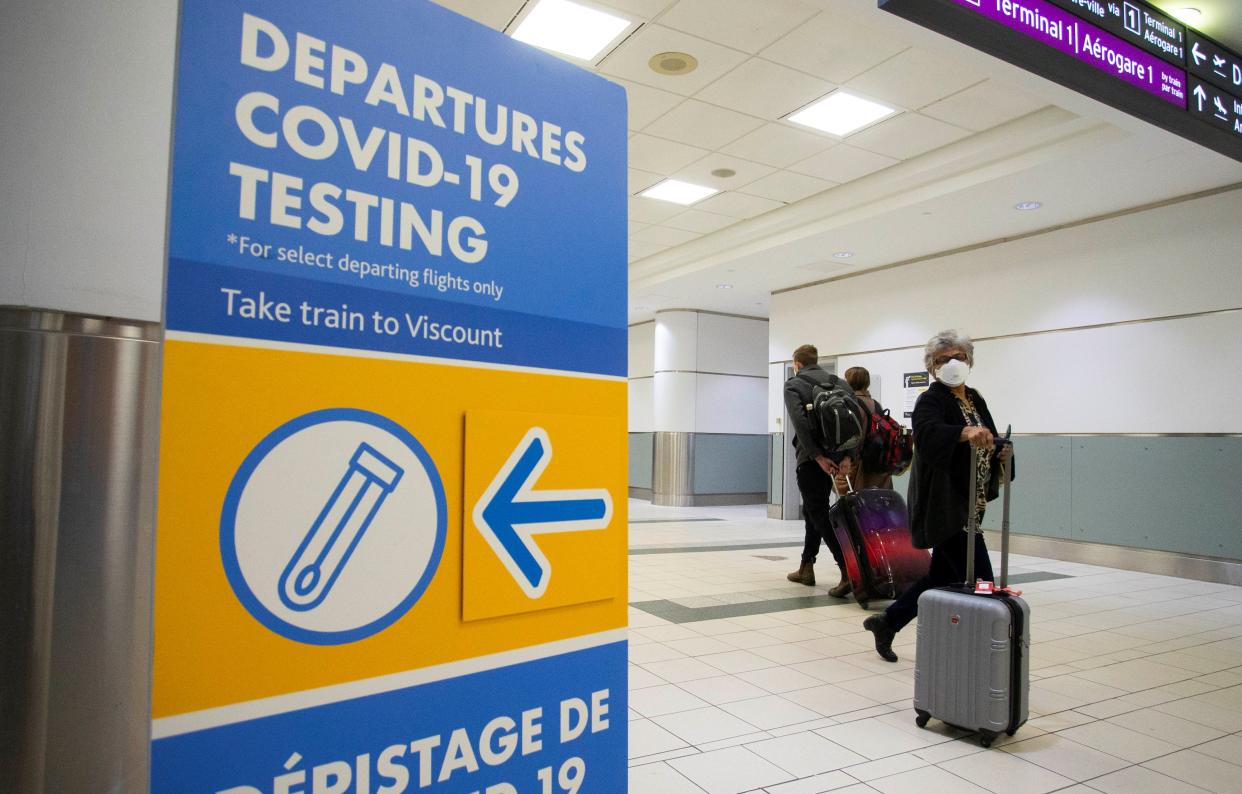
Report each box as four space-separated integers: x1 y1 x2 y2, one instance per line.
973 580 995 594
998 586 1023 597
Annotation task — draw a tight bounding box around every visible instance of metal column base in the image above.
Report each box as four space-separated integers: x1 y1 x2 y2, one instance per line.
1 308 161 792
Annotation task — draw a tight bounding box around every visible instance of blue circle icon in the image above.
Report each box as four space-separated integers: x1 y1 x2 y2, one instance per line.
220 408 446 645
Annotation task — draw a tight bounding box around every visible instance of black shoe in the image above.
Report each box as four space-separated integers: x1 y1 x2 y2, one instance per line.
863 614 899 663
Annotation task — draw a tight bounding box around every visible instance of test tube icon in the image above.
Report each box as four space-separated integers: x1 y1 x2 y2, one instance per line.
278 442 404 612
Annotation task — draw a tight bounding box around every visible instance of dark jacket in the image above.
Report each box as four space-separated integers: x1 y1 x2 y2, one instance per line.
906 381 1014 549
832 391 893 493
783 364 849 467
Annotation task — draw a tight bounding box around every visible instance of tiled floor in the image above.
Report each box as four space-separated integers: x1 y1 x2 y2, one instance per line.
625 500 1242 793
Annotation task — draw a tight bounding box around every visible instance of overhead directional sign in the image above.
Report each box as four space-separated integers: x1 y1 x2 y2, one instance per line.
1189 79 1242 139
1188 31 1242 95
1047 0 1185 63
880 0 1242 162
474 427 613 599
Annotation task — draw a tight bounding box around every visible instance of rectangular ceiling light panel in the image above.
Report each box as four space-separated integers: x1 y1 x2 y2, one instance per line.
640 179 719 205
510 0 633 61
788 91 898 137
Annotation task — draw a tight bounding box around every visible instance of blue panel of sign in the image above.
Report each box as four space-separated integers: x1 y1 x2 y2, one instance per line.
167 0 627 373
152 641 627 793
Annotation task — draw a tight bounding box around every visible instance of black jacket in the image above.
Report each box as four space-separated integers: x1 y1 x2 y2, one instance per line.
906 381 1014 549
783 365 849 467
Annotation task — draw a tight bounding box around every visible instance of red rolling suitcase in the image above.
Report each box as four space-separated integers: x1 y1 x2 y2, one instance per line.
828 478 930 609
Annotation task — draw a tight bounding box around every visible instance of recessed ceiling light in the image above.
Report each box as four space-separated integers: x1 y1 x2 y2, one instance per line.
649 51 698 75
787 91 898 137
1015 201 1043 211
832 251 854 259
640 179 718 205
710 168 737 178
716 283 733 289
511 0 632 61
1171 7 1202 25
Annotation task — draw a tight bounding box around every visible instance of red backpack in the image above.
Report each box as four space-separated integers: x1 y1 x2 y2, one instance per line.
858 398 914 475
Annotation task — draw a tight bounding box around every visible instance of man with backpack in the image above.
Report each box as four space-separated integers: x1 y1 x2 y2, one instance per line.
782 344 864 597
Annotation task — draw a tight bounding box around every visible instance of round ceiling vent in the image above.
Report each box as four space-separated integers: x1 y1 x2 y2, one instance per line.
649 51 698 75
710 168 737 178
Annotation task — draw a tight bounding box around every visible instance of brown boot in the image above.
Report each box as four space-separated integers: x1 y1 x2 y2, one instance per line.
828 570 853 598
786 562 815 586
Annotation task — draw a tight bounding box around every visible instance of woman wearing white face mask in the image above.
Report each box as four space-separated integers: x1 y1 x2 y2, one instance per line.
863 330 1013 662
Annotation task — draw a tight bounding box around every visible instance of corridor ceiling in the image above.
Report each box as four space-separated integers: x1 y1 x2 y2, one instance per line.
434 0 1242 321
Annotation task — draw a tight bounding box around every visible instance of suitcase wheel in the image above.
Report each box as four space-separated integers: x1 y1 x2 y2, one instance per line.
914 711 930 729
859 600 870 610
1005 728 1017 736
979 731 997 748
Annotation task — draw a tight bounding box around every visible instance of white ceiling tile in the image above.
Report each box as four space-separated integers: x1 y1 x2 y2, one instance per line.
789 144 898 183
608 77 686 130
694 191 784 219
632 224 701 246
846 113 972 160
630 195 688 223
657 0 819 54
673 153 776 190
643 100 765 149
598 25 749 96
661 209 737 234
761 11 909 83
920 79 1049 132
595 0 676 20
739 170 837 203
430 0 524 30
696 58 834 120
628 133 711 173
628 239 669 261
846 47 985 110
719 122 835 168
628 220 651 235
629 167 665 194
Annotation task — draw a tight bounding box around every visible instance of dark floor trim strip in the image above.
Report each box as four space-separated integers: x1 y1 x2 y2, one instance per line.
629 570 1074 622
630 518 725 524
629 541 801 555
631 594 851 623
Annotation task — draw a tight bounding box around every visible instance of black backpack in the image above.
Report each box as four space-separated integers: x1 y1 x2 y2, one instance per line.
797 374 865 459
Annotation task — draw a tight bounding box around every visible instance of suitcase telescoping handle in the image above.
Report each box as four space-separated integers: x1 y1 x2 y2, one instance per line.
964 426 1013 589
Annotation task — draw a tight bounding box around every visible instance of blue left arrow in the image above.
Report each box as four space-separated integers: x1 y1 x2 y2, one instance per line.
473 427 613 598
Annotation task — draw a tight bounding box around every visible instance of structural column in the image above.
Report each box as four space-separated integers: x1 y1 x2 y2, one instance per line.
648 310 769 507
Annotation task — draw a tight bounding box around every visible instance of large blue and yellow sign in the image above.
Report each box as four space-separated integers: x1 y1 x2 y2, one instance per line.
152 2 627 790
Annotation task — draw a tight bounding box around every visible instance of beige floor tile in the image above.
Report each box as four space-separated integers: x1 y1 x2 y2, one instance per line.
667 635 745 657
763 770 858 794
938 749 1075 794
1088 765 1212 794
1143 749 1242 794
1194 734 1242 764
630 718 691 758
700 649 781 675
735 666 826 694
721 694 825 730
1104 708 1225 747
667 746 794 794
630 683 712 717
653 706 762 745
869 765 989 794
796 683 883 718
645 657 735 683
1152 696 1242 732
628 760 708 793
746 731 868 777
677 674 770 705
998 733 1128 781
1056 719 1179 763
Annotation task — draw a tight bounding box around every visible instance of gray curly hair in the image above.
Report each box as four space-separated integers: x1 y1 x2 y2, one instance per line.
924 329 974 372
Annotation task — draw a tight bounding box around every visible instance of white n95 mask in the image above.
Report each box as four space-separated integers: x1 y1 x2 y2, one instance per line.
936 359 970 387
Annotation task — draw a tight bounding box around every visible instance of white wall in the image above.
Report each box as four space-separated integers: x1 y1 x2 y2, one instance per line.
1 1 177 321
770 189 1242 434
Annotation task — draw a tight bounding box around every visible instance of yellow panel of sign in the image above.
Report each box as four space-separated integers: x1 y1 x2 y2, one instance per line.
152 339 627 720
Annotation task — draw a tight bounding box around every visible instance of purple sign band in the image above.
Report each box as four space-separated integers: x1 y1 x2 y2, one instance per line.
952 0 1187 107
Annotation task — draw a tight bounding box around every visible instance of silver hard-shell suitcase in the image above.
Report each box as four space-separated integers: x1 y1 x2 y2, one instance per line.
912 434 1028 747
